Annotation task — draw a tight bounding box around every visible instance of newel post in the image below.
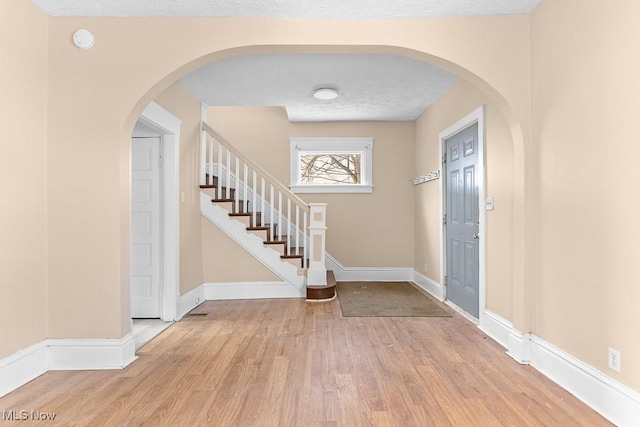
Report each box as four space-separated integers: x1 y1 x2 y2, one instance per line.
307 203 327 286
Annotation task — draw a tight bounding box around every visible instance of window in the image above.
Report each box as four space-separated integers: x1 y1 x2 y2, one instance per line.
289 137 374 193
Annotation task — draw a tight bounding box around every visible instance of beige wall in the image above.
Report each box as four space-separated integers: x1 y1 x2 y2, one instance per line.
0 2 49 358
201 218 279 282
414 79 514 320
207 106 415 267
154 83 204 294
531 0 640 390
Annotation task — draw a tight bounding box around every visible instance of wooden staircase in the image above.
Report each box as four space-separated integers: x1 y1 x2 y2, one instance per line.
200 174 336 300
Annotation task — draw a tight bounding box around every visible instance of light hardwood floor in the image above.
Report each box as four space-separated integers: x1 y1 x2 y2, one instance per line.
0 297 611 426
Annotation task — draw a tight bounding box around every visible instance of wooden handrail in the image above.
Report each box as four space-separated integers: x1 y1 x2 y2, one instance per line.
202 122 310 214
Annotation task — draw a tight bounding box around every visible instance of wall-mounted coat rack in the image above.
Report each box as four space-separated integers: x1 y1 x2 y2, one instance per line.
412 170 440 185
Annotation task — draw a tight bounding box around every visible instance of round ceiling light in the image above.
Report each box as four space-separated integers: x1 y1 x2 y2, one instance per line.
313 88 339 100
72 29 94 50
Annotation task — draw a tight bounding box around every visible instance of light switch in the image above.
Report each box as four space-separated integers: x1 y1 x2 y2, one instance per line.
486 197 494 210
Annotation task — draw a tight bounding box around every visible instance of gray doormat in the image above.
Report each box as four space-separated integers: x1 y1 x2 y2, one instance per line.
336 281 452 317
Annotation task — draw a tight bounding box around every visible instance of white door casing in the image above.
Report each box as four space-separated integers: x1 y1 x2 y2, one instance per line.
131 136 162 318
132 102 181 322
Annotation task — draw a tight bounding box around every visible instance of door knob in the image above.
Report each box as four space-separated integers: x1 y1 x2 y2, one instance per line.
472 233 479 240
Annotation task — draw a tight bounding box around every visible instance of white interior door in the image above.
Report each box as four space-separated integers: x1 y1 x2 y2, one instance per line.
131 136 162 318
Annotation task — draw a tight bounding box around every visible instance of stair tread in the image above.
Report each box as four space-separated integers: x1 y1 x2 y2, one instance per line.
263 238 289 244
201 184 234 190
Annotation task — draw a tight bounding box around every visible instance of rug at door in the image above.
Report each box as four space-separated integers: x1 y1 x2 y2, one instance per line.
336 281 452 317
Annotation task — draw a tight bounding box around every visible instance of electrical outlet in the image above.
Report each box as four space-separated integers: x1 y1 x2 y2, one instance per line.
608 347 621 373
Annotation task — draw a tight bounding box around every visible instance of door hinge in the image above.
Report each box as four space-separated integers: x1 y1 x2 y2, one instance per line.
444 275 448 286
158 154 163 168
443 152 447 164
443 214 447 226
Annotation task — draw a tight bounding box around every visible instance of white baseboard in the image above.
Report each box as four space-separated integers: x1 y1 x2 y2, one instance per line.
478 310 511 349
412 271 445 301
179 281 303 318
179 284 206 318
325 253 413 282
0 341 48 398
48 334 136 370
479 309 640 426
507 330 532 364
204 281 303 300
0 334 137 398
530 337 640 427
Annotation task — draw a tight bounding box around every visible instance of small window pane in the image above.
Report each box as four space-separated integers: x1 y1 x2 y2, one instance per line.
299 153 362 185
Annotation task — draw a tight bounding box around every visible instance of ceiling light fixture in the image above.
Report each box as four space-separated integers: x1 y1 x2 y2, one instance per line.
313 87 339 100
72 29 94 49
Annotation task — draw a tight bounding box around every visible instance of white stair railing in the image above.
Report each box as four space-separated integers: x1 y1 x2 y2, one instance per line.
200 123 327 286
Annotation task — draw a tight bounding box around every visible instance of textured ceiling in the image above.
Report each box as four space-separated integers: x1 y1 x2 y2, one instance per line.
180 54 457 122
30 0 542 18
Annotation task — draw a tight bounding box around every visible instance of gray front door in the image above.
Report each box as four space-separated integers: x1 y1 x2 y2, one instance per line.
445 123 480 318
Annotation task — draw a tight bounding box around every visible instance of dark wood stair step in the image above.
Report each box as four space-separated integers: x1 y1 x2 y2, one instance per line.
263 238 288 245
200 185 236 197
229 212 275 228
247 226 274 240
307 270 337 301
280 249 304 268
212 199 250 213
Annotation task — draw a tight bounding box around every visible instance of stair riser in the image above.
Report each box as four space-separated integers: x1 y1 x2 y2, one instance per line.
248 229 269 241
307 286 336 300
265 243 285 256
282 257 304 269
233 215 252 228
211 200 233 212
201 187 236 199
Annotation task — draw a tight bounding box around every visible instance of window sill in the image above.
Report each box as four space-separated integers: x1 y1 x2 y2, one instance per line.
289 184 373 194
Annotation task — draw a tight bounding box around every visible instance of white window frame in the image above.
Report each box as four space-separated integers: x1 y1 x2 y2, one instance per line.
289 137 374 194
